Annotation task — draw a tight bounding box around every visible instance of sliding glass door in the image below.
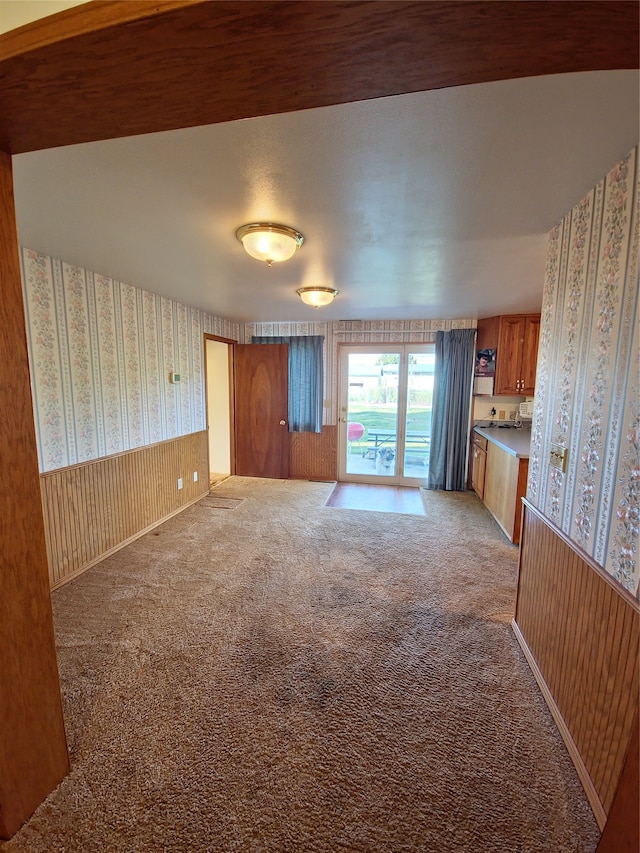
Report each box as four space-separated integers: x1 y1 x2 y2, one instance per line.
338 344 434 485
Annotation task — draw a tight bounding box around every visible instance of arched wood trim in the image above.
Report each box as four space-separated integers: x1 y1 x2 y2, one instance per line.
0 1 637 154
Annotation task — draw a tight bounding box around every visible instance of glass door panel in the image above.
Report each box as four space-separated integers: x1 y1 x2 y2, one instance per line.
345 351 400 477
338 344 434 485
402 350 434 478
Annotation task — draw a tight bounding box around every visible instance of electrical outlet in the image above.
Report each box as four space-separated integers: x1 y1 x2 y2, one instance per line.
193 471 198 482
177 477 183 490
499 410 506 420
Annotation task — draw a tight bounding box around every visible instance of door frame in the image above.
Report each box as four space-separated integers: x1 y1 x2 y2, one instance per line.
337 343 434 486
203 334 237 483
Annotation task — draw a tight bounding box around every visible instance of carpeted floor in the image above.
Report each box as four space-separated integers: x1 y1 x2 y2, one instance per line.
2 477 600 852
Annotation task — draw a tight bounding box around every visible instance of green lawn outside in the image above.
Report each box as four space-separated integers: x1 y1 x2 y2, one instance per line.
347 404 432 455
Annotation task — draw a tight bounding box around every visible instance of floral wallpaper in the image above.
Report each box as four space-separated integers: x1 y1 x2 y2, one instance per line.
528 147 639 597
21 248 239 473
246 319 476 424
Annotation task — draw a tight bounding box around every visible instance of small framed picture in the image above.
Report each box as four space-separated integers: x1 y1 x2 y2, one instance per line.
475 348 496 376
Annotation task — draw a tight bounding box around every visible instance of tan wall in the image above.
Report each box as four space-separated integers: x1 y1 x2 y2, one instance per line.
0 1 88 34
206 339 231 477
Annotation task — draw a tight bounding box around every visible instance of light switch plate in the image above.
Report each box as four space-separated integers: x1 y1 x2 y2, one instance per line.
550 442 568 472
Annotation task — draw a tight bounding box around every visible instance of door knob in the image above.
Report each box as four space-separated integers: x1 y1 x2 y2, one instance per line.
279 420 286 425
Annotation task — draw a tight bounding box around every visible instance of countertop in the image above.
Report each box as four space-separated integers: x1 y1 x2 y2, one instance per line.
473 426 532 459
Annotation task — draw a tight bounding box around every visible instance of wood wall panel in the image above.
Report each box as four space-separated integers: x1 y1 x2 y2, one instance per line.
289 426 337 481
40 431 209 590
596 708 639 852
514 499 639 829
0 151 69 839
0 1 638 154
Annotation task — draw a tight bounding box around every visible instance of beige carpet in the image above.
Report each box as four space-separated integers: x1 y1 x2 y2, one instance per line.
2 477 599 852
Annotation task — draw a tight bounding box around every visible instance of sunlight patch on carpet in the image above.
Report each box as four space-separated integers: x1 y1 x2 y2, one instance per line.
486 610 515 624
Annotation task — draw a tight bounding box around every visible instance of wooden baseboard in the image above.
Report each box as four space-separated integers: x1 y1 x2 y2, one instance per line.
511 619 606 828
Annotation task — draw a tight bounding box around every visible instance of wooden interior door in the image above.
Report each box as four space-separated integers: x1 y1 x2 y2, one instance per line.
234 344 289 478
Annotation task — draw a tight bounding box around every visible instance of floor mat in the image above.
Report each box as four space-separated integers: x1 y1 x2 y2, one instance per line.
325 483 426 515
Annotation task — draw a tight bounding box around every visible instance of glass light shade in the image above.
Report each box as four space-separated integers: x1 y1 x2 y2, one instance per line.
236 223 304 265
296 286 339 308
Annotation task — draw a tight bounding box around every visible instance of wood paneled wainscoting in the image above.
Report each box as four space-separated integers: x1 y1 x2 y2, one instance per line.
289 425 337 481
513 499 639 832
40 431 209 589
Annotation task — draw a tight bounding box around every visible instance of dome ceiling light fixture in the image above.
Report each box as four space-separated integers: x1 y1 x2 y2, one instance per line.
296 286 339 308
236 222 304 266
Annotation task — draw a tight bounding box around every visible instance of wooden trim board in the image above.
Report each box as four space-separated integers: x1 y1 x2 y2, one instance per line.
0 150 69 840
1 1 637 154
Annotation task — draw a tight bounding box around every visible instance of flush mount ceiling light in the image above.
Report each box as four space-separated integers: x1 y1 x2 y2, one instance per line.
236 222 304 266
296 286 339 308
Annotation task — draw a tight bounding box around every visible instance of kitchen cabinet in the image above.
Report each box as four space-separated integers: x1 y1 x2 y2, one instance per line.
476 313 540 396
471 432 487 499
482 439 529 544
495 314 540 395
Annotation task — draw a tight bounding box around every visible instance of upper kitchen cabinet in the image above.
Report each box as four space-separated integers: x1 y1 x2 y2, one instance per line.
495 314 540 395
476 314 540 396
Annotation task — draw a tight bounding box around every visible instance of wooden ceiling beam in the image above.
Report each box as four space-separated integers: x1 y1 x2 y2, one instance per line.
0 0 638 154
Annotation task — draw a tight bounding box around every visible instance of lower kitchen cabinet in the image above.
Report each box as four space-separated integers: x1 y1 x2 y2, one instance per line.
471 433 488 499
482 441 529 544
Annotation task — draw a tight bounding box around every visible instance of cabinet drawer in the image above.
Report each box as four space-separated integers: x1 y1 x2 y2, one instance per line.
473 433 488 452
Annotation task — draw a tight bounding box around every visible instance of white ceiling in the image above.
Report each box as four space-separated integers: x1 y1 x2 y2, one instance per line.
12 69 639 323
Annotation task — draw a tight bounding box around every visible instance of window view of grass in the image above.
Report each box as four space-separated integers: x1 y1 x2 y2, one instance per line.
347 405 432 457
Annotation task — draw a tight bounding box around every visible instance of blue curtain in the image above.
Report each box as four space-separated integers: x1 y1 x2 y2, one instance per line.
427 328 476 490
252 336 324 433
